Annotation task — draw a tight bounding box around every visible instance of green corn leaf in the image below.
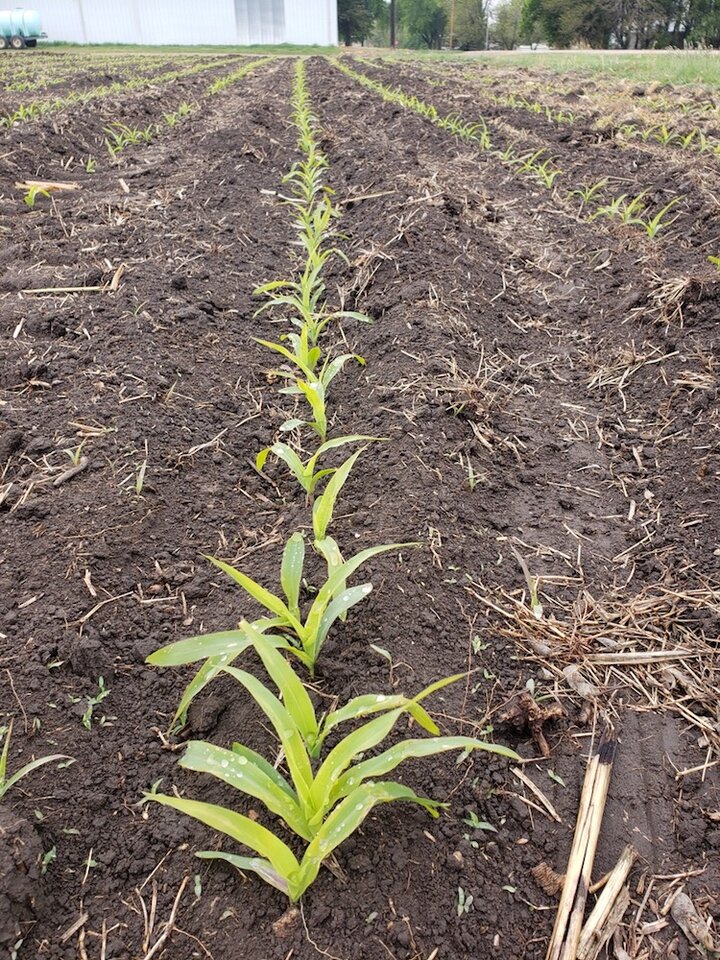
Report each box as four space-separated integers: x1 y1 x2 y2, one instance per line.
253 279 295 295
206 556 302 633
406 672 468 735
310 583 373 662
296 379 327 439
280 418 306 433
309 709 402 816
314 536 347 622
173 653 234 729
231 742 297 799
0 752 71 800
0 721 10 784
319 692 415 740
241 623 318 746
222 666 314 810
297 782 442 895
332 736 520 803
306 542 414 644
321 353 365 390
325 310 373 324
195 850 290 896
148 794 300 887
280 534 305 619
312 449 363 541
147 629 265 667
314 535 344 579
180 740 310 840
257 443 310 492
305 435 384 476
253 338 314 379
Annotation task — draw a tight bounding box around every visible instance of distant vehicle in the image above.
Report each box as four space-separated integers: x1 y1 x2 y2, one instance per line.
0 8 45 48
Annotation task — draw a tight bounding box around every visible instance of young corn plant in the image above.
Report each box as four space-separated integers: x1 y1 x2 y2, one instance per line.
146 636 517 901
642 197 682 238
256 435 380 496
569 177 609 210
148 532 410 676
534 158 562 189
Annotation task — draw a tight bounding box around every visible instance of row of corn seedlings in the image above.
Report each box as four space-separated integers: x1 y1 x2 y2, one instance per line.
143 58 516 903
0 55 253 129
335 60 684 242
100 59 273 164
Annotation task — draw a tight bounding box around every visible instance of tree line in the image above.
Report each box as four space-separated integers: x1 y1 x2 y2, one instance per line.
338 0 720 49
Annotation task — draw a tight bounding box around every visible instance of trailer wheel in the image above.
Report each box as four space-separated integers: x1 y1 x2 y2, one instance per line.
0 37 8 49
26 38 37 47
10 35 26 49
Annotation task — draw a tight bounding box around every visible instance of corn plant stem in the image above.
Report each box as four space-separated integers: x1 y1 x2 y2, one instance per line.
546 725 617 960
577 845 637 960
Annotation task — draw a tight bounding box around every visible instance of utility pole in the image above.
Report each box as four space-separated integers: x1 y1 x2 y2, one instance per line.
485 0 491 49
448 0 455 50
390 0 396 47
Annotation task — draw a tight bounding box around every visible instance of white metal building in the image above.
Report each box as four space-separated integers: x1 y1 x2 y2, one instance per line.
32 0 338 46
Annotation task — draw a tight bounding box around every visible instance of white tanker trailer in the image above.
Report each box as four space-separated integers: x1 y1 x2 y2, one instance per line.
0 8 45 48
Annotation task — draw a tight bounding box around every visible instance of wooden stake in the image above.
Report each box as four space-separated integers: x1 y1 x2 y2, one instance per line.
546 725 617 960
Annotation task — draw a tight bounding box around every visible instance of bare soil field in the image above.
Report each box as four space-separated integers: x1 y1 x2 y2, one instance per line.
0 52 718 960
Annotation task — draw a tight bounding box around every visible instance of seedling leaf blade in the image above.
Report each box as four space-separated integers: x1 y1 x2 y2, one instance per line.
298 781 442 893
280 533 305 618
195 850 290 896
332 736 520 802
148 795 300 887
180 740 310 840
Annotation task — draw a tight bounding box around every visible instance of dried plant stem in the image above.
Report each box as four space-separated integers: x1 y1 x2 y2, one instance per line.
546 725 617 960
577 844 637 960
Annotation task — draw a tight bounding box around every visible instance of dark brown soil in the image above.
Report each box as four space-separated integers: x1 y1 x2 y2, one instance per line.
0 53 718 960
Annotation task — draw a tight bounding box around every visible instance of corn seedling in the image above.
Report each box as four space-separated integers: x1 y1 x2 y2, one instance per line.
534 158 562 189
147 635 517 900
64 440 86 466
618 192 647 226
677 129 697 149
652 124 679 146
512 149 546 174
708 255 720 271
256 435 380 496
311 447 364 543
104 122 154 157
569 177 608 209
0 720 70 800
23 184 51 209
84 156 96 174
149 534 411 675
498 142 519 163
591 193 629 222
643 197 682 238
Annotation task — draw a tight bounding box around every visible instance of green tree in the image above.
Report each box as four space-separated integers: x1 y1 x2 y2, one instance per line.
521 0 614 46
338 0 375 44
454 0 488 49
491 0 526 47
398 0 448 47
